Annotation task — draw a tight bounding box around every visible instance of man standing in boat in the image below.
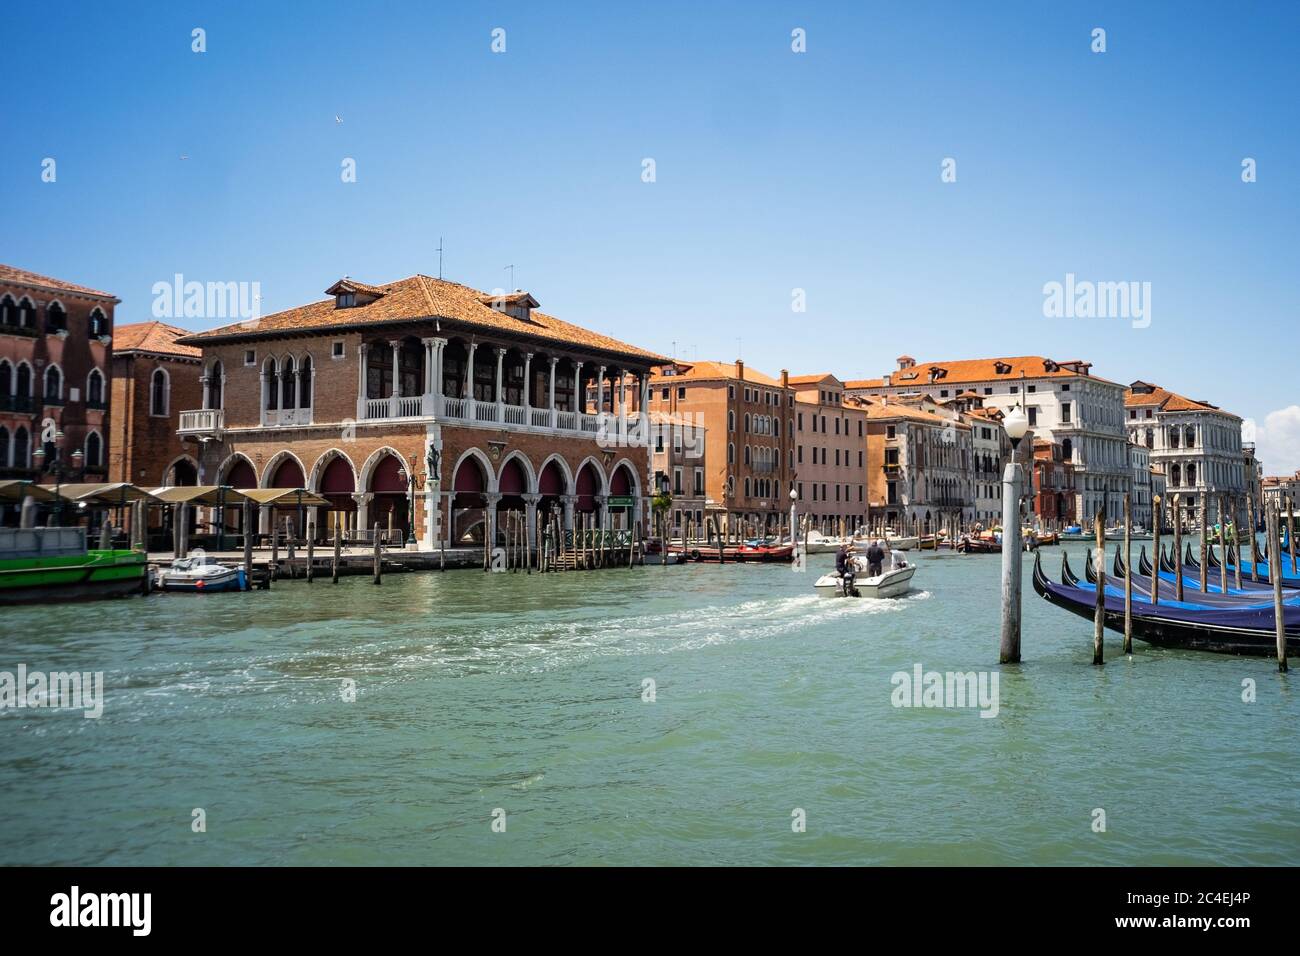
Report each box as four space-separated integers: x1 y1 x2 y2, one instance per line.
835 542 860 597
866 539 886 578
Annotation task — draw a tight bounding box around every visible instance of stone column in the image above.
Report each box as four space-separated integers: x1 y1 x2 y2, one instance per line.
522 352 533 415
389 340 401 416
352 492 372 533
595 493 610 534
200 375 211 410
596 366 606 415
465 342 477 402
485 491 502 552
495 347 506 417
548 357 559 427
561 494 577 531
572 362 584 419
258 505 273 535
356 343 368 420
522 493 541 557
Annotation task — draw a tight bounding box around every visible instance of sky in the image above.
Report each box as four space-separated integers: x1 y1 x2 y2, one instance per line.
4 1 1298 470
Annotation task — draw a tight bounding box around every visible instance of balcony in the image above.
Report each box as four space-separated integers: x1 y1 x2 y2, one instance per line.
179 408 224 438
355 393 614 438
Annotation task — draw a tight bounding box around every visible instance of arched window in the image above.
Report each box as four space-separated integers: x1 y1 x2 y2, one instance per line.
744 413 750 434
728 442 734 464
263 357 279 410
13 427 29 468
151 368 169 415
298 356 312 409
88 308 108 337
0 427 8 466
280 356 297 409
44 365 62 402
207 361 224 409
1186 463 1196 487
744 477 751 498
0 295 14 326
86 368 104 406
84 432 103 468
17 297 35 329
1170 463 1181 487
744 445 751 465
0 360 10 400
45 301 67 333
15 364 30 408
728 410 735 432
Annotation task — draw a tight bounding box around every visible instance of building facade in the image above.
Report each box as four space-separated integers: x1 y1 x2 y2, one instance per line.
789 374 869 534
1127 440 1153 529
649 412 707 538
109 322 203 487
864 397 973 535
0 264 116 492
177 275 664 548
1032 439 1077 528
849 355 1129 526
647 360 795 533
1125 381 1245 526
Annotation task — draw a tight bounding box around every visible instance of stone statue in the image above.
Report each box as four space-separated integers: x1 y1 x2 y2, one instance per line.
426 445 440 483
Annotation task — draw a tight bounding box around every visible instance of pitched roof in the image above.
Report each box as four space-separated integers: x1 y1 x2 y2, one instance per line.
1124 382 1237 419
178 275 667 364
113 321 203 358
844 377 885 390
787 373 840 387
863 399 970 428
651 361 786 388
856 356 1114 388
0 263 118 301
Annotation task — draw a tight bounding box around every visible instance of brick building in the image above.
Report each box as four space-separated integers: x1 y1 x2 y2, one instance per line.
649 412 707 537
864 397 973 535
1032 439 1077 528
788 373 869 534
0 264 116 493
108 321 203 487
647 360 795 533
175 275 664 547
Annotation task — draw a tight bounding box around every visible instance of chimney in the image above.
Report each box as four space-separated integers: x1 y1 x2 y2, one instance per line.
780 369 789 389
736 359 745 380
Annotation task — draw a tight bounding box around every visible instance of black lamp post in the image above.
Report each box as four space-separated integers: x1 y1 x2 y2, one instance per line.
400 457 418 547
32 430 82 526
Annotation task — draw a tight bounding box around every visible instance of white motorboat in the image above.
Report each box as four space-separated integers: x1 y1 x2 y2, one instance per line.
814 549 916 598
870 534 918 552
156 551 245 593
803 530 851 554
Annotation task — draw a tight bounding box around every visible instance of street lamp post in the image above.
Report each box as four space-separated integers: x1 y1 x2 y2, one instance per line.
1000 405 1030 663
789 485 799 564
401 457 418 548
32 430 82 527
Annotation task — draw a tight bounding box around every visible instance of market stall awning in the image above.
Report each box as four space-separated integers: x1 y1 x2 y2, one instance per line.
0 480 66 504
237 488 331 508
147 485 252 506
52 482 161 506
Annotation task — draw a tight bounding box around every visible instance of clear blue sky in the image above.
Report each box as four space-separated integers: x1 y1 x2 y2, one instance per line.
4 1 1298 466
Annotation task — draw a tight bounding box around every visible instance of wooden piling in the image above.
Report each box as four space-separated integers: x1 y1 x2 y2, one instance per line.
1093 507 1105 665
332 518 341 584
1289 496 1297 576
1123 493 1132 655
306 523 315 583
1172 494 1183 601
1218 496 1229 594
242 501 254 589
1246 487 1259 582
1199 500 1208 592
373 523 382 585
1232 497 1243 591
1269 503 1288 672
1154 494 1164 606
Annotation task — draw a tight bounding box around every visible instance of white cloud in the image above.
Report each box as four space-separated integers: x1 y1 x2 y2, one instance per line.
1248 405 1300 476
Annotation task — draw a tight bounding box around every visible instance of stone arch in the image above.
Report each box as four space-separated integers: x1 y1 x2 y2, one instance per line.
496 451 537 495
218 452 258 488
164 454 199 486
449 447 494 544
261 449 307 488
359 445 408 492
537 453 574 495
574 456 607 514
310 448 359 492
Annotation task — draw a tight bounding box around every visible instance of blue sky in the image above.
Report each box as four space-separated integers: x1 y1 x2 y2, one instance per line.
4 1 1298 467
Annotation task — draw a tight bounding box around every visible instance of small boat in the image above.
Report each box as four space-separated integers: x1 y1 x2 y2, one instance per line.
734 542 795 563
0 526 147 605
958 534 1001 554
157 551 246 592
872 533 918 551
803 530 850 554
814 550 915 598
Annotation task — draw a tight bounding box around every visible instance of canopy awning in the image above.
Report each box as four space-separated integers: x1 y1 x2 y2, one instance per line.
237 488 331 508
0 480 66 504
52 482 161 506
147 485 252 506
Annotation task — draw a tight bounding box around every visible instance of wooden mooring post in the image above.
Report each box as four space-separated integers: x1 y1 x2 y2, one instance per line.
1123 493 1132 655
1268 503 1288 672
1198 500 1208 593
1289 496 1297 576
1151 494 1161 606
332 518 341 584
242 500 254 590
1218 495 1229 595
270 519 280 581
373 523 382 585
1093 507 1105 665
305 524 315 583
1246 487 1259 581
1172 494 1183 601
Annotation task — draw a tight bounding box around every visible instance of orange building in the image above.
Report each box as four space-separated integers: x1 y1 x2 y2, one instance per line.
788 373 869 535
647 360 794 533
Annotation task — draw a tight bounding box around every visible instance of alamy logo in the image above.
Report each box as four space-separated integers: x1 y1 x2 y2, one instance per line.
890 663 999 718
50 886 151 936
1042 273 1151 329
151 273 262 321
0 665 104 718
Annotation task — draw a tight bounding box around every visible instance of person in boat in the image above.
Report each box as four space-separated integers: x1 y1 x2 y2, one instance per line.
835 543 860 596
865 540 885 578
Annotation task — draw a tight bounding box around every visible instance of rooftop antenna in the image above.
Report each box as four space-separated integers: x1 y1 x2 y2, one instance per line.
436 237 444 280
505 264 515 290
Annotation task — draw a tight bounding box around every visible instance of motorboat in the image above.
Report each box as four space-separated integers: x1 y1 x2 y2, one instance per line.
802 530 850 554
157 551 245 592
814 549 915 598
861 532 918 551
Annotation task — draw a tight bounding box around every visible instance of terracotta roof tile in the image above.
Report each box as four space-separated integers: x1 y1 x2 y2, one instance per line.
113 321 203 358
0 263 117 301
856 356 1116 388
1124 382 1237 418
178 275 666 365
651 361 787 388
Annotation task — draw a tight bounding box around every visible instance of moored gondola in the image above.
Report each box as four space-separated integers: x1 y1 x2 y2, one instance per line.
1033 551 1300 656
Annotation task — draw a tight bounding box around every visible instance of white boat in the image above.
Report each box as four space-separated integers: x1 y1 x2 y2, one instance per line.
872 534 918 552
814 550 916 598
803 530 851 554
157 551 244 592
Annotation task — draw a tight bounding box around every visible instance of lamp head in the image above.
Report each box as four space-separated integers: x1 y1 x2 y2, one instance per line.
1003 405 1029 446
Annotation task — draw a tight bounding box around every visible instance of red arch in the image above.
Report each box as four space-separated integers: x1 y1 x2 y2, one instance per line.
271 457 305 488
225 459 256 488
320 457 355 494
576 462 600 512
454 456 487 493
539 460 565 495
370 454 406 493
498 458 526 495
610 463 633 495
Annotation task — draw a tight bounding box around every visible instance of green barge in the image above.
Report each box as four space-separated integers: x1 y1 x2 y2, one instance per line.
0 527 146 605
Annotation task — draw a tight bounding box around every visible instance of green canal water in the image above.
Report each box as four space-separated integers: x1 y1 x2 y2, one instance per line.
1 543 1296 866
